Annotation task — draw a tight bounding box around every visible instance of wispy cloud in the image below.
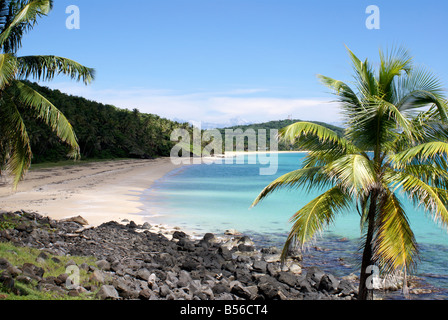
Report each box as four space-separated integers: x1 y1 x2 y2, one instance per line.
46 82 343 125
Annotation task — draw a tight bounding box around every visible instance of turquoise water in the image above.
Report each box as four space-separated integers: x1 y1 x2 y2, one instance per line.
142 152 448 299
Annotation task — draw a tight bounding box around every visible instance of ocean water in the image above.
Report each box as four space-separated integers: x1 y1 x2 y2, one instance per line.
142 152 448 299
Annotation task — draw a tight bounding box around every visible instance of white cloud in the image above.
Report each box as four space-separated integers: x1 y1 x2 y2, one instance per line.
45 82 343 125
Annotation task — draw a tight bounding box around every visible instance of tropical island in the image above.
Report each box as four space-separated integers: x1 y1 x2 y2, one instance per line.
1 0 448 309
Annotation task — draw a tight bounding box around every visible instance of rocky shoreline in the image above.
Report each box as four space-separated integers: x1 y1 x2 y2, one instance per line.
0 210 362 300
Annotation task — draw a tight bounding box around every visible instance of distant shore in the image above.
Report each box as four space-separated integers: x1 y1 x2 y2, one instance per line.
0 158 185 228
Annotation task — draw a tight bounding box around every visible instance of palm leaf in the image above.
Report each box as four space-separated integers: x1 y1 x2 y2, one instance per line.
251 166 329 207
281 186 352 261
0 96 32 187
392 141 448 169
389 171 448 230
0 0 52 53
324 154 377 197
0 53 17 88
17 55 95 84
374 191 419 274
10 80 80 158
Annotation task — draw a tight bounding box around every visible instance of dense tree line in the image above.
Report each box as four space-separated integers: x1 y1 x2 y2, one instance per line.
219 119 344 151
20 81 192 163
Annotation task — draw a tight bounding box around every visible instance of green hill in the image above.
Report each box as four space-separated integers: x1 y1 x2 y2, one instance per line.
21 82 193 163
219 119 345 151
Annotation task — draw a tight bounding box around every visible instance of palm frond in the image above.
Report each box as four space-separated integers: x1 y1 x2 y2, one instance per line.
0 95 32 187
392 141 448 169
251 166 329 207
10 80 80 158
324 153 377 197
17 55 95 84
389 171 448 230
281 186 352 261
374 191 419 274
0 52 17 88
0 0 53 53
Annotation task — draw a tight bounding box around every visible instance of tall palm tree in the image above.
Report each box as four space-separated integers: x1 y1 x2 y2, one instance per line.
0 0 94 187
252 46 448 300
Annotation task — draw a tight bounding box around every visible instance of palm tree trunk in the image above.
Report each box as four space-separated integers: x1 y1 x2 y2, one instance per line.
358 191 378 300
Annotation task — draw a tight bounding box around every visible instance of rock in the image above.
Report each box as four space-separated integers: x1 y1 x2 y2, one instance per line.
90 270 105 284
0 211 356 301
96 285 120 300
138 288 153 300
127 221 138 229
218 246 233 261
230 281 258 300
61 216 89 226
338 279 357 296
142 222 152 230
95 260 111 271
318 274 340 293
0 258 12 271
6 266 22 278
257 276 282 299
173 231 188 240
278 272 298 287
159 284 172 298
252 261 267 274
21 263 45 280
0 272 15 290
224 229 241 236
306 266 325 287
136 268 151 281
177 270 193 288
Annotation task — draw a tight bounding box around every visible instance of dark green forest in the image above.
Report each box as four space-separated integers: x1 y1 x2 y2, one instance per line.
220 119 345 151
21 81 192 163
20 82 345 163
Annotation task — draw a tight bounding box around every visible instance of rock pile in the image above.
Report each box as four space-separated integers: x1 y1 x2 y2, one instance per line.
0 211 358 300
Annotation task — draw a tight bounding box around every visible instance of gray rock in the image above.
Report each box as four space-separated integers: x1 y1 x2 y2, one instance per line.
136 268 151 281
96 285 120 300
278 272 298 287
318 274 340 293
0 258 12 270
96 260 111 271
252 260 267 274
306 266 325 287
90 269 105 284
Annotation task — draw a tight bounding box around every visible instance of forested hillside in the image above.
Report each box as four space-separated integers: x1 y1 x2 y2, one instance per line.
219 119 345 151
21 82 192 163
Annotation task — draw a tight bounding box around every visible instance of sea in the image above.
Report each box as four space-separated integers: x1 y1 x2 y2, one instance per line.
141 152 448 300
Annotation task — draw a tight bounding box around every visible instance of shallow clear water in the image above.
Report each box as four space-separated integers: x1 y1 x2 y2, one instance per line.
141 153 448 299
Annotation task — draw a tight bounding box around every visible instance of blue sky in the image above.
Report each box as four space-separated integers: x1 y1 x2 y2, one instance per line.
19 0 448 126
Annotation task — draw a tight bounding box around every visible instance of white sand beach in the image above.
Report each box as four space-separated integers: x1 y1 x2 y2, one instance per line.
0 158 184 227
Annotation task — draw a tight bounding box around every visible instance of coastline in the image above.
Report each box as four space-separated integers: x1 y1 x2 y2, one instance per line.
0 158 185 228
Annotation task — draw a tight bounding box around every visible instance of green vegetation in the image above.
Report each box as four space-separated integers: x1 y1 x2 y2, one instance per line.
0 242 98 300
219 119 344 151
252 46 448 300
0 0 94 188
22 81 192 164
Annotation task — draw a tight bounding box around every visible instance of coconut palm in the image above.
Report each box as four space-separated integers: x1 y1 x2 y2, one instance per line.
252 46 448 300
0 0 94 187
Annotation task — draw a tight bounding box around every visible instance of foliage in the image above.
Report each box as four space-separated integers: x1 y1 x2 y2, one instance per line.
21 81 193 163
252 46 448 300
219 119 344 151
0 0 95 188
0 242 98 300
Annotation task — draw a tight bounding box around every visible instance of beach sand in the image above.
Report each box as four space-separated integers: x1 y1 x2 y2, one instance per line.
0 158 184 227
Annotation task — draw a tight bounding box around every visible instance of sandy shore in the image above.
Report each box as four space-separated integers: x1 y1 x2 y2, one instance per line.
0 158 184 227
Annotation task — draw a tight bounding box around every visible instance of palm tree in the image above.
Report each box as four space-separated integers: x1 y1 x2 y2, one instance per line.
252 46 448 300
0 0 94 187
